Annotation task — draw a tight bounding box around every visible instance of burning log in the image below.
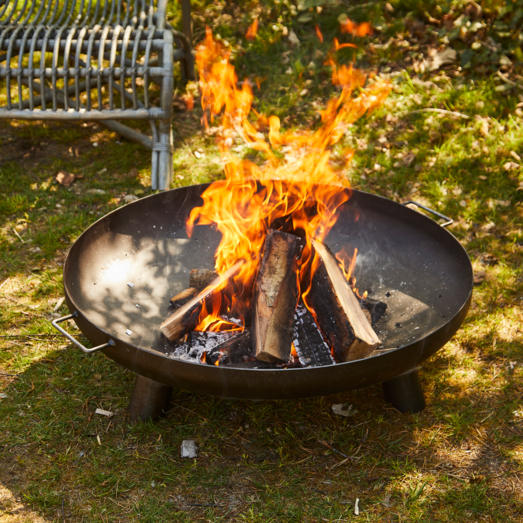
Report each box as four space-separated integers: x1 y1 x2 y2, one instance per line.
170 287 199 308
293 301 335 367
190 269 218 289
252 230 303 363
206 330 253 365
307 238 380 362
161 261 242 341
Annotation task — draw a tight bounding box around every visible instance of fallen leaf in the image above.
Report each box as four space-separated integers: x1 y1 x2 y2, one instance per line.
56 171 76 186
332 403 357 417
504 161 519 171
429 48 457 71
473 270 486 285
480 254 498 266
123 194 139 203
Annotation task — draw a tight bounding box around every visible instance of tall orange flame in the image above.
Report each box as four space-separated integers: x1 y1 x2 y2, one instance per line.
315 24 324 43
246 19 258 41
340 18 372 37
187 27 390 330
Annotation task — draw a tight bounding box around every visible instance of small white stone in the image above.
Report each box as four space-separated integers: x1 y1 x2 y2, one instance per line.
127 282 135 288
181 440 198 458
126 329 132 336
332 403 357 417
135 304 140 308
95 408 114 417
93 142 98 147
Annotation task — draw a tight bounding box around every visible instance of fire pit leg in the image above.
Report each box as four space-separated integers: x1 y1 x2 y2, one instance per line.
382 368 426 414
129 375 173 423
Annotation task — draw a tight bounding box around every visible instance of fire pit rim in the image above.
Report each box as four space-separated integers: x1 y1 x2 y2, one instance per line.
61 182 473 374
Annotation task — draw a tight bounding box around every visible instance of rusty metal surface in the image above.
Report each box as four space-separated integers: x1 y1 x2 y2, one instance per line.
61 183 473 400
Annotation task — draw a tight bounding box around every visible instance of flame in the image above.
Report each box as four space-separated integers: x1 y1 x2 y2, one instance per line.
335 246 358 282
187 27 390 332
182 93 194 111
340 18 372 37
335 246 369 299
246 19 258 41
291 343 298 358
195 315 242 332
315 24 324 43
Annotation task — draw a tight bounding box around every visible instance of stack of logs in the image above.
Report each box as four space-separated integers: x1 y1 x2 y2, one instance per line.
160 230 386 368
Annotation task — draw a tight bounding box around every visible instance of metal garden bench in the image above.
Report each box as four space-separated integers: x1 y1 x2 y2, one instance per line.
0 0 193 190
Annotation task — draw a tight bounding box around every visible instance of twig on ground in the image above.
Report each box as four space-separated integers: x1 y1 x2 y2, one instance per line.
11 228 25 243
340 1 377 10
405 108 470 119
0 334 64 338
0 277 10 291
320 440 349 458
497 71 523 90
0 372 19 377
186 503 222 507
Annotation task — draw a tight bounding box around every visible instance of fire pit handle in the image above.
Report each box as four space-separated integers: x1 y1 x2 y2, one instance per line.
51 313 116 354
403 201 453 228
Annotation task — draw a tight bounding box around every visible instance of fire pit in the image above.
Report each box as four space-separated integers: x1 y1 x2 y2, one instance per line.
52 27 472 420
52 183 472 419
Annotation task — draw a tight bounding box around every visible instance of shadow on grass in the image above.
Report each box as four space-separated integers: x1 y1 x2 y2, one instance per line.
1 337 523 520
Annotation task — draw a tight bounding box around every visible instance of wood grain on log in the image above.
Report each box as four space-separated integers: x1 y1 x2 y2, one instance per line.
170 287 199 307
161 261 242 341
307 238 380 362
190 269 218 289
252 230 303 363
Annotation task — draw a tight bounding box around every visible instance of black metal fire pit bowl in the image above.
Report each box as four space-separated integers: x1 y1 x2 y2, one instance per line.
52 183 473 421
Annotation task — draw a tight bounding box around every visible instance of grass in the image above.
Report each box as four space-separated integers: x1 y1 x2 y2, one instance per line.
2 0 523 521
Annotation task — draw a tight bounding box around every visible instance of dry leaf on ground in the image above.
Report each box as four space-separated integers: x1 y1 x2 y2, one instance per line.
56 171 75 186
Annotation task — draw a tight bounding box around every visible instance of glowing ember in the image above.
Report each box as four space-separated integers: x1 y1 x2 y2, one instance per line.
186 24 390 333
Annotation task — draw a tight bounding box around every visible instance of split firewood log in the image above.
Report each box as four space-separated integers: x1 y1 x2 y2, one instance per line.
189 269 218 289
170 287 200 308
252 230 304 363
161 261 242 341
307 237 380 362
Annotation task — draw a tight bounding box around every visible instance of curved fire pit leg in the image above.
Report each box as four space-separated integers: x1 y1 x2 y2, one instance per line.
382 368 426 414
129 375 173 423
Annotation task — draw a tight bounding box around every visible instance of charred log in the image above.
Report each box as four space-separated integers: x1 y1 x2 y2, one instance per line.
293 301 335 367
206 330 254 366
307 238 380 362
252 230 304 363
360 296 387 325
